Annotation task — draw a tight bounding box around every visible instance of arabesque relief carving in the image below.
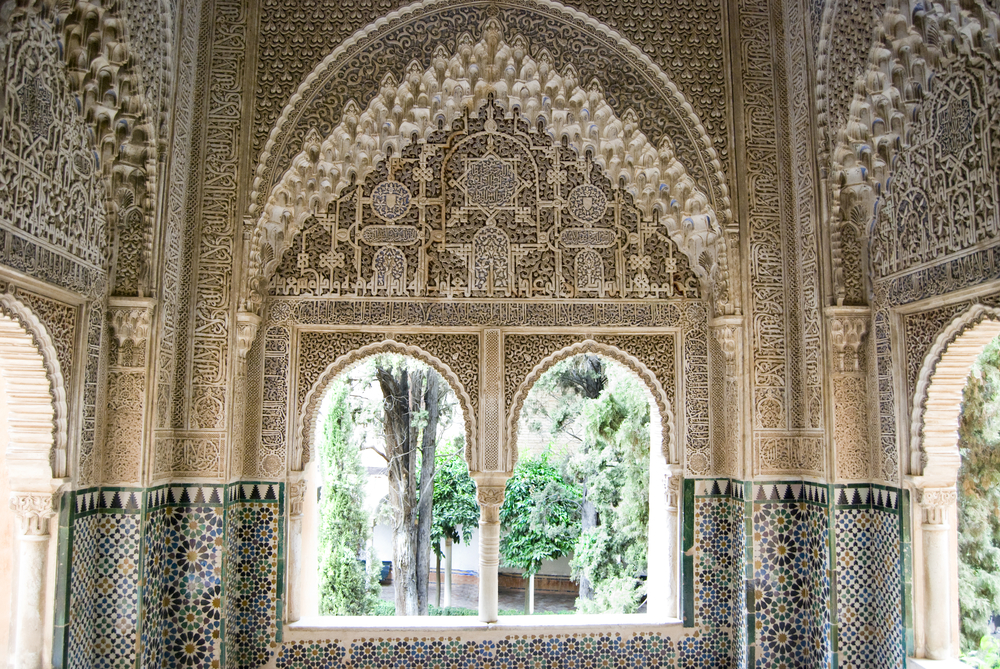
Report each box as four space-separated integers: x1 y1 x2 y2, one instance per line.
247 18 733 319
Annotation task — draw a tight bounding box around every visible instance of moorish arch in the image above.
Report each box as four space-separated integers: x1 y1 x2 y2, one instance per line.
909 303 1000 486
506 339 677 468
243 5 735 318
0 294 68 668
819 0 1000 304
907 303 1000 660
0 292 69 481
294 339 477 473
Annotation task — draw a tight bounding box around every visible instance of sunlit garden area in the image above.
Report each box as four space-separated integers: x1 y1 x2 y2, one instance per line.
303 353 654 617
958 336 1000 667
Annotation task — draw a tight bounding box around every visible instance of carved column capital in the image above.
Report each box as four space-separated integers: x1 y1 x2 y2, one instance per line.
826 307 870 373
476 486 505 523
107 297 156 348
10 492 57 536
236 310 262 363
917 486 957 526
710 316 742 377
288 478 306 519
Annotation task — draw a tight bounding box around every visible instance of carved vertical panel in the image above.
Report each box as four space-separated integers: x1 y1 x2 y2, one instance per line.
481 329 503 472
103 299 156 485
828 308 871 480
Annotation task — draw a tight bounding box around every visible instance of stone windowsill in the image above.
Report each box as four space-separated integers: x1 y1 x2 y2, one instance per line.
286 614 683 636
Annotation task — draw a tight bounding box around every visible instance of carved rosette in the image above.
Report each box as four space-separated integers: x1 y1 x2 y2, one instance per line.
917 487 957 526
10 492 56 536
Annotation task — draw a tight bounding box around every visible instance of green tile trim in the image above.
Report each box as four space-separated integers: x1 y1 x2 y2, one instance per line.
682 477 695 628
52 490 73 669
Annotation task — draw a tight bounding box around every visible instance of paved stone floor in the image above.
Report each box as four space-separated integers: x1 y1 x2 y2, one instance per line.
380 582 578 614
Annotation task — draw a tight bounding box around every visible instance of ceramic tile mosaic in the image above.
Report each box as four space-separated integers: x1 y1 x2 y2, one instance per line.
752 482 831 669
690 478 747 667
67 489 142 669
139 495 168 669
833 484 903 669
141 485 225 668
227 483 284 669
276 633 677 669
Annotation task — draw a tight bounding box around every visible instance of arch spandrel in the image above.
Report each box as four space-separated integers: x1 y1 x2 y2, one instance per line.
295 339 477 473
505 340 676 470
244 8 735 317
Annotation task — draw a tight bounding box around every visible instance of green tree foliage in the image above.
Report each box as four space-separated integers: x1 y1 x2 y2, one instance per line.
499 453 582 578
316 381 380 615
431 438 480 553
959 336 1000 651
566 368 651 614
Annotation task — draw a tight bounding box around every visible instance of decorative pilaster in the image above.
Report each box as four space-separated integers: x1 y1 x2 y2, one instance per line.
710 316 743 477
10 491 57 669
286 476 307 623
917 486 957 660
472 473 509 623
826 307 871 481
104 297 156 485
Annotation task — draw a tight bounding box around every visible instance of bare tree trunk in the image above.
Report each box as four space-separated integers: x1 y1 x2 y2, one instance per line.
377 363 441 616
415 372 440 615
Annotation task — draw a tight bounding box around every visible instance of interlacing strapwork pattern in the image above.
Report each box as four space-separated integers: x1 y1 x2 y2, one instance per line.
0 9 107 292
250 0 731 214
267 95 705 306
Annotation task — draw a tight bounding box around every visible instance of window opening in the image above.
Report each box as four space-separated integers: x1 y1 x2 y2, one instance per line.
507 353 663 616
300 353 475 617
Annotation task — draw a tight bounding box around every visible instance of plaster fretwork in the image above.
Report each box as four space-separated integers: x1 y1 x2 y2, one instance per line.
248 19 731 317
827 307 872 481
103 298 156 485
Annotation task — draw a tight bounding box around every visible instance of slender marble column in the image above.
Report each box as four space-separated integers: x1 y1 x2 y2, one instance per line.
10 492 55 669
919 487 957 660
471 475 508 623
286 478 306 623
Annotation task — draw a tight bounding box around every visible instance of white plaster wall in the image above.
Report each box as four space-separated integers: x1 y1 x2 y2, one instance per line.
0 368 12 662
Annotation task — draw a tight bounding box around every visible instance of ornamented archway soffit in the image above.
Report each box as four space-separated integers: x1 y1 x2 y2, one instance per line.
245 14 734 316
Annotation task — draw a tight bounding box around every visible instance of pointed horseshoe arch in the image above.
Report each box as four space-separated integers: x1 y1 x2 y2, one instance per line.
244 0 735 318
294 339 477 472
505 340 676 468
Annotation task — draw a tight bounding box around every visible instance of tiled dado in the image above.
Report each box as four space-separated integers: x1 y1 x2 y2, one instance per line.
833 484 905 669
227 483 285 669
276 631 680 669
687 478 748 668
66 489 142 669
141 485 226 668
751 482 831 669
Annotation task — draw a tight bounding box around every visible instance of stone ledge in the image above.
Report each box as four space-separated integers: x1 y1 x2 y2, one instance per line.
908 658 974 668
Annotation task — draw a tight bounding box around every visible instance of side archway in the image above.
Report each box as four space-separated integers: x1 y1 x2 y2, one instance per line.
909 304 1000 485
294 338 477 472
907 303 1000 660
0 295 67 667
